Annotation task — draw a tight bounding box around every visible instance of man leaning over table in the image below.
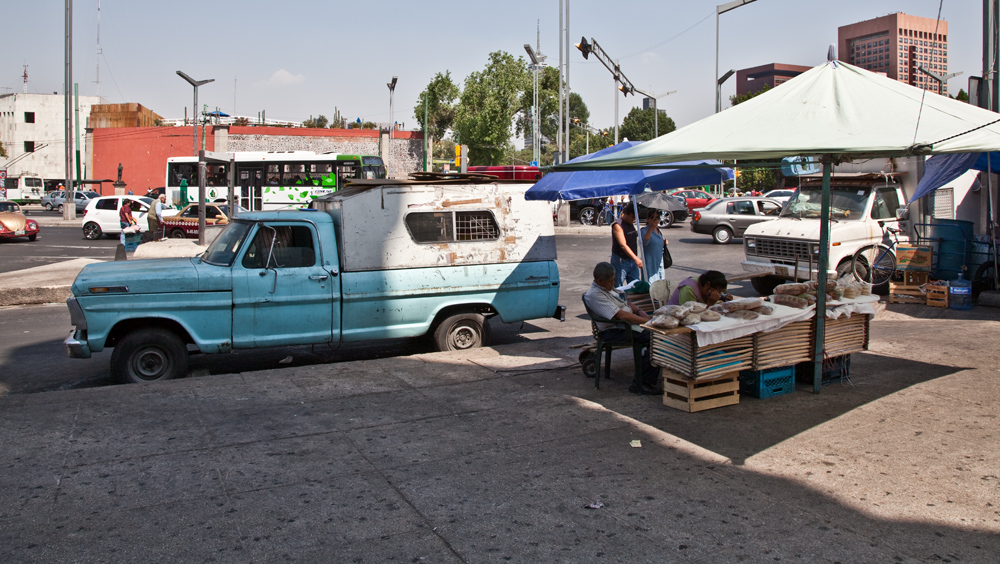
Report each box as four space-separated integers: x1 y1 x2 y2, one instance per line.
584 261 662 395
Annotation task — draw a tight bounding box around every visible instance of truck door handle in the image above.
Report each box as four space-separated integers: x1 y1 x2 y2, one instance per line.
310 275 328 281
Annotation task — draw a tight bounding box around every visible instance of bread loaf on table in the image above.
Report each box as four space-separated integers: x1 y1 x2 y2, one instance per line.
774 282 809 295
771 294 809 308
725 310 760 320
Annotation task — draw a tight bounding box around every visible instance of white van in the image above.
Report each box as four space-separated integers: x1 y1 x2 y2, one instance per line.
741 175 909 294
81 195 153 240
1 175 44 203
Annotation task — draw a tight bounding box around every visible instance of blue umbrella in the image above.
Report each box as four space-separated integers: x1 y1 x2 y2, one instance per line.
524 141 733 201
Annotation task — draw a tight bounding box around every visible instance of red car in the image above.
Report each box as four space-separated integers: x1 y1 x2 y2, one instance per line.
671 189 718 214
0 201 40 241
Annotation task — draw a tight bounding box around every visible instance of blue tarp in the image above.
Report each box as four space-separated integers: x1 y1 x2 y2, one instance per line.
912 152 1000 201
524 141 733 201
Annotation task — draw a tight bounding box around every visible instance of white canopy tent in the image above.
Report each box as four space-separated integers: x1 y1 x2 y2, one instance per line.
556 59 1000 392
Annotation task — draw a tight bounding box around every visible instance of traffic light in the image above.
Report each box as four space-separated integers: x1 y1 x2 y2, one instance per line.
454 144 468 173
734 168 741 178
575 37 592 60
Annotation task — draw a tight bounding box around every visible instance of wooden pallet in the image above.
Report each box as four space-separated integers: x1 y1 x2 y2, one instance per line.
662 369 740 413
648 327 754 381
926 285 948 308
753 320 814 370
888 283 926 304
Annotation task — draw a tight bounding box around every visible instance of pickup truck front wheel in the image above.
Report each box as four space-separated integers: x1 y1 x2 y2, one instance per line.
433 313 488 352
111 328 189 384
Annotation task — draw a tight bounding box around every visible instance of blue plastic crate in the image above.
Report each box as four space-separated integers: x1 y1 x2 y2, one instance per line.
739 366 796 399
123 232 142 252
795 355 851 386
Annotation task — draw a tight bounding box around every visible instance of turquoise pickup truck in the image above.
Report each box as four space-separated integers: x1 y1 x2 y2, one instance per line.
65 178 564 383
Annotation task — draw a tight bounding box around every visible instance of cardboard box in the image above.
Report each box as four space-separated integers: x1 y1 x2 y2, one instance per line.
896 245 932 272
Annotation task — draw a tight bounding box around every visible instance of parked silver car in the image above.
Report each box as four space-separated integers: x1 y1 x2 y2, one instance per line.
40 190 64 211
689 197 783 244
52 191 100 213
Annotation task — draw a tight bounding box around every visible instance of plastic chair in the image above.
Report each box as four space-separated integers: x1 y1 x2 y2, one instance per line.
581 294 644 390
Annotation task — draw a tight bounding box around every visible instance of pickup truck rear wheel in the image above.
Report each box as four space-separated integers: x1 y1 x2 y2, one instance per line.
433 313 487 352
169 228 187 239
111 328 188 384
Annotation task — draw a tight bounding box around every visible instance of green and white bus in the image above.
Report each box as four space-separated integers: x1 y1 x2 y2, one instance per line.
165 151 386 211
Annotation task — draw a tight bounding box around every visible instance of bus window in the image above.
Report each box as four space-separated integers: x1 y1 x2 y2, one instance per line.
266 164 281 186
284 163 308 185
207 165 228 187
337 163 360 186
310 163 332 186
169 163 197 186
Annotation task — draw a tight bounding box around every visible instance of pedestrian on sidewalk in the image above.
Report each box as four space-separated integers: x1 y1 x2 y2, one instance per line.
610 204 643 287
640 211 668 282
119 200 138 246
146 194 166 241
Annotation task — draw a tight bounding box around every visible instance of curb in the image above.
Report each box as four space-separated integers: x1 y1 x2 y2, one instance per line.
0 286 71 307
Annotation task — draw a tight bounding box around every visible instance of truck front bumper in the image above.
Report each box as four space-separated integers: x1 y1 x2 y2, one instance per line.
741 260 836 280
65 330 92 359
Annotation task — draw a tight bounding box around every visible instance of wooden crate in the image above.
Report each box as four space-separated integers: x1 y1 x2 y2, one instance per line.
888 283 926 304
926 285 948 308
903 270 929 286
626 292 656 315
753 320 813 370
662 369 740 413
648 327 754 381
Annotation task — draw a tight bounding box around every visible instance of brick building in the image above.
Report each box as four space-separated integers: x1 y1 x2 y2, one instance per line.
838 12 950 94
85 125 424 195
736 63 812 98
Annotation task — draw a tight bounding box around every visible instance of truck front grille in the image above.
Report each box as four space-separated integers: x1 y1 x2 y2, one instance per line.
755 238 811 260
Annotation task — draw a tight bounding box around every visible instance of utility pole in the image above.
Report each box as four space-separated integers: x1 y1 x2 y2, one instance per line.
64 0 75 220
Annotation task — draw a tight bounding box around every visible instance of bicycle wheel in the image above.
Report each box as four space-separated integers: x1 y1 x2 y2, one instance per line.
853 244 896 286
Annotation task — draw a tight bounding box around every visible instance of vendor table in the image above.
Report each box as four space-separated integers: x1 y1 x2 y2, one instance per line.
644 298 875 383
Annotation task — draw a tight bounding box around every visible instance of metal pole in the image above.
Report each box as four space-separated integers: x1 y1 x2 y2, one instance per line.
197 151 206 246
74 84 82 191
812 160 833 393
193 86 199 156
564 0 570 163
423 95 429 172
558 0 564 161
715 9 721 113
633 198 647 282
64 0 75 220
653 97 658 138
227 155 236 217
614 62 620 144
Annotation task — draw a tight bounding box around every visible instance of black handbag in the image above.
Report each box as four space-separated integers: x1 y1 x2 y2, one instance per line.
662 246 673 270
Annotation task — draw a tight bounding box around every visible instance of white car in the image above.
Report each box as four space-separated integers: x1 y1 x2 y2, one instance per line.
763 189 796 204
81 195 154 240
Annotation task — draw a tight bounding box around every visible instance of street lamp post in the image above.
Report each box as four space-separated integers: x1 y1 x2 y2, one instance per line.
176 71 214 157
524 44 546 166
715 0 757 113
387 76 397 173
919 65 963 95
177 71 214 241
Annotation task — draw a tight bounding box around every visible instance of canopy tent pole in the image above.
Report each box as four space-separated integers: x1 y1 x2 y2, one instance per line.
812 159 833 393
990 157 998 291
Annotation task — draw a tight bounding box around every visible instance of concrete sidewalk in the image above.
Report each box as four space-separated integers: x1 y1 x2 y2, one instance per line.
1 301 998 561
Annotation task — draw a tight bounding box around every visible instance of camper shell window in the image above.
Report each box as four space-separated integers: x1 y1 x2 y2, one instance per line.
405 211 500 243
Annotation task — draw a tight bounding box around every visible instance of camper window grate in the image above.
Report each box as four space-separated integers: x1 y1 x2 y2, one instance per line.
455 211 500 241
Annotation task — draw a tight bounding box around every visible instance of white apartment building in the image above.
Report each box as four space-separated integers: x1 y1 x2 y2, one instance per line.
0 93 103 190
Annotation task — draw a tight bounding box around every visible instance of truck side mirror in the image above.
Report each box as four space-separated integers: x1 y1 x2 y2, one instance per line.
896 207 909 221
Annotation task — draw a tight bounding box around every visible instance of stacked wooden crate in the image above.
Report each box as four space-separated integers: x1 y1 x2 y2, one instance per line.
889 246 932 304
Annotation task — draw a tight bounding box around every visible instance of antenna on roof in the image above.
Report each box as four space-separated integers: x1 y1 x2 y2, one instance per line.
22 65 28 94
827 45 836 61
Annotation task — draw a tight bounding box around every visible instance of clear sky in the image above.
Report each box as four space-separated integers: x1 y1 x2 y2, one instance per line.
3 0 982 135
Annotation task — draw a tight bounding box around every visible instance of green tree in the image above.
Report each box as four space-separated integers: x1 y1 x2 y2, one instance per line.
618 107 676 142
302 115 329 128
0 137 6 159
453 51 530 165
414 72 460 141
517 66 589 147
729 83 771 107
954 88 969 102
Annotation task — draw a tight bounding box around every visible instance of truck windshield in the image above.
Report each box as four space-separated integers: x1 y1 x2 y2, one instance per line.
201 220 253 266
780 186 870 220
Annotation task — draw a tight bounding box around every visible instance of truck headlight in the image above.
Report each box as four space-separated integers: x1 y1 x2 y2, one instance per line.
744 237 756 254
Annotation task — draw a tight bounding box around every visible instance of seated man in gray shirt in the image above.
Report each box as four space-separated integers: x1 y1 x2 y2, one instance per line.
583 261 662 395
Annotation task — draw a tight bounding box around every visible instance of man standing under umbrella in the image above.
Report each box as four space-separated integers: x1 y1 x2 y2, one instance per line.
610 204 643 286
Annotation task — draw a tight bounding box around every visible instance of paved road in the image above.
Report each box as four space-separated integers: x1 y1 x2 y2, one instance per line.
0 225 118 273
0 228 748 395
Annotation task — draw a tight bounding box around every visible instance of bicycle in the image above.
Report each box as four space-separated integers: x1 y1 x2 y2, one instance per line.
851 225 902 287
595 198 623 227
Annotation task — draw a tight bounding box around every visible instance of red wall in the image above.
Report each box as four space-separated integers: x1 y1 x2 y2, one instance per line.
91 126 424 196
92 127 215 196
